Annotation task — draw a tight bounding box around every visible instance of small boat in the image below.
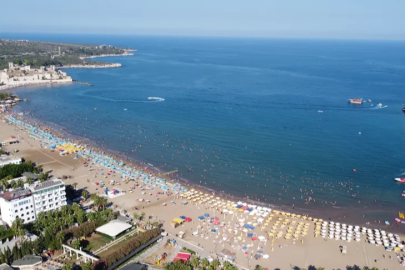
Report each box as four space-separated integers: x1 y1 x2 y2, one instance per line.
349 98 363 105
395 177 405 183
368 99 372 102
124 108 128 111
376 103 383 108
318 110 323 113
402 107 405 113
402 192 405 198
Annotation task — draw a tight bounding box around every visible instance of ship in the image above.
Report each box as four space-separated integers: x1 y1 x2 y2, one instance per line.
349 98 363 105
395 177 405 183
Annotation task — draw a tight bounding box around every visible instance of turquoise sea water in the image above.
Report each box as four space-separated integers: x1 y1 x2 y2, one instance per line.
4 33 405 221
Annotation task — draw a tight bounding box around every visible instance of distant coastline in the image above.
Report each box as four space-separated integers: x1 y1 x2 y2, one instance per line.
1 49 134 91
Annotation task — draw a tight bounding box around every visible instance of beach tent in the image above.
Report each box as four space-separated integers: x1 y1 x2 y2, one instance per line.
198 216 205 220
173 218 184 224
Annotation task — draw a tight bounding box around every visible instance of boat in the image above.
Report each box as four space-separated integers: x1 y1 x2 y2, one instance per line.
318 110 323 113
395 177 405 183
402 192 405 198
376 103 383 108
349 98 363 105
368 99 372 102
402 107 405 113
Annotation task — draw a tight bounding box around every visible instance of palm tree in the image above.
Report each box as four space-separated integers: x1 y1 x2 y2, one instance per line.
190 255 199 268
26 177 34 185
99 198 108 210
56 231 65 246
72 203 80 213
90 193 98 201
17 179 25 188
200 258 209 268
140 212 145 220
133 213 139 221
34 165 43 174
211 260 220 270
0 179 8 190
82 190 89 200
37 212 46 229
71 239 80 249
152 221 159 228
72 182 78 189
12 218 25 238
38 173 49 182
10 180 18 189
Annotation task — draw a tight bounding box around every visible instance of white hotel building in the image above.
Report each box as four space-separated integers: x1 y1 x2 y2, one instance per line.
0 179 67 226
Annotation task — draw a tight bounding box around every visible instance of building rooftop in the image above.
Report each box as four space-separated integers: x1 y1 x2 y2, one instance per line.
30 179 65 192
0 263 13 270
120 263 146 270
0 188 32 202
96 219 132 238
22 172 38 180
11 255 42 267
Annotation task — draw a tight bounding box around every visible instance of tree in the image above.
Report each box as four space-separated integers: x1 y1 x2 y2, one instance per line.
133 213 139 221
10 180 18 189
34 165 43 174
81 262 91 270
26 177 34 185
17 179 25 188
164 260 191 270
38 172 49 182
0 179 9 190
55 231 65 249
140 212 145 220
152 221 159 228
82 190 89 200
190 255 199 268
72 182 78 189
11 218 25 238
211 260 220 270
200 258 209 268
62 262 72 270
71 239 80 249
98 198 107 210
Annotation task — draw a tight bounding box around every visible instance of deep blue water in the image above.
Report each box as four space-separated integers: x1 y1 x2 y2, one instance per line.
4 33 405 216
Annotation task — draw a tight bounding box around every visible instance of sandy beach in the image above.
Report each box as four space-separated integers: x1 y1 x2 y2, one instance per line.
1 113 405 269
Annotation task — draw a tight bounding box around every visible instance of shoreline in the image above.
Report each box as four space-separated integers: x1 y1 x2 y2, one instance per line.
6 107 405 233
1 51 134 91
0 81 73 92
2 48 403 233
2 112 405 269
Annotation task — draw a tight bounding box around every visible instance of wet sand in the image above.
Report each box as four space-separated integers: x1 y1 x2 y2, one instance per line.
1 114 405 269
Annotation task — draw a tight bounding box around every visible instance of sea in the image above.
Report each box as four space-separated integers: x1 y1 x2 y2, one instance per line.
3 33 405 224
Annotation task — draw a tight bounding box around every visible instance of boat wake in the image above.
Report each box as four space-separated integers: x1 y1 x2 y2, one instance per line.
80 94 165 103
372 103 388 110
148 97 165 102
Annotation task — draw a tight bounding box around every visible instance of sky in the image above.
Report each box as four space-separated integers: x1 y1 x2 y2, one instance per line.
2 0 405 40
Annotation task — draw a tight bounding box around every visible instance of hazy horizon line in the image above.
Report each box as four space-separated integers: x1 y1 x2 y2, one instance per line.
2 30 405 42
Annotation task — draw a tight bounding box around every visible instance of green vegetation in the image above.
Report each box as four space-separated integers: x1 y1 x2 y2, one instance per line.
93 228 161 268
83 233 111 253
0 225 14 240
182 246 196 255
0 92 12 100
164 259 232 270
0 39 132 69
0 161 35 179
